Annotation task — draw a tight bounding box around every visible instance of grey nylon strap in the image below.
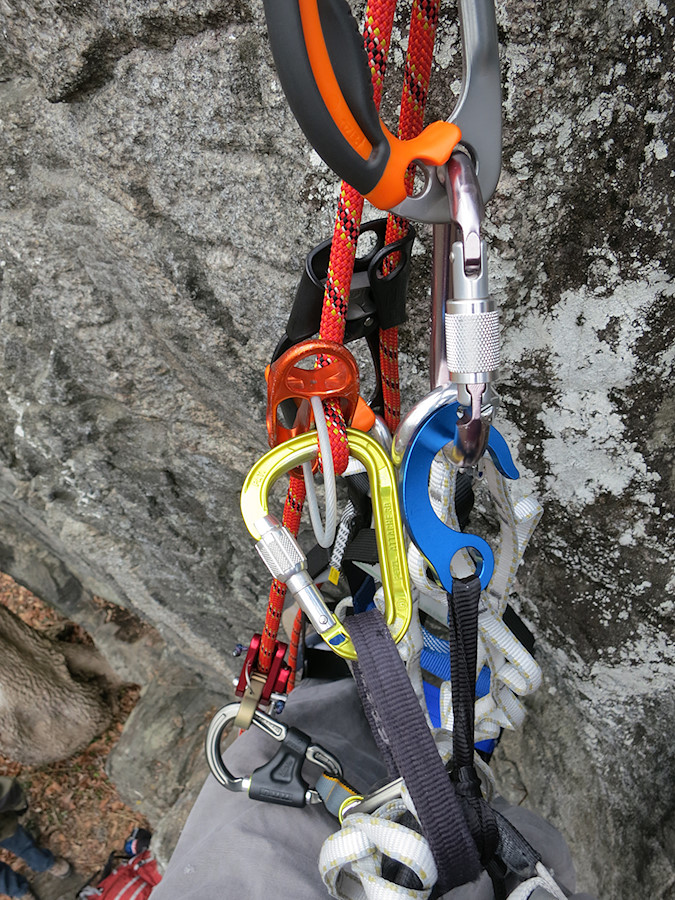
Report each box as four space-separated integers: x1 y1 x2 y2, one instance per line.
348 608 481 893
315 773 359 818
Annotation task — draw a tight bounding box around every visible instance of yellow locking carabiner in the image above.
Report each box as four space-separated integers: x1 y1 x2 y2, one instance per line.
240 428 412 659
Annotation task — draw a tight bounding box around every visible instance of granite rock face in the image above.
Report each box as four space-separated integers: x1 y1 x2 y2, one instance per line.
0 1 673 896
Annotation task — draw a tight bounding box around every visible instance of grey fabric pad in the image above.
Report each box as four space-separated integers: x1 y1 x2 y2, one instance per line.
151 678 596 900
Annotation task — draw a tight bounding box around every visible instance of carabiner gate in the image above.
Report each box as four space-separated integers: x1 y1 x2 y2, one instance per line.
205 701 343 807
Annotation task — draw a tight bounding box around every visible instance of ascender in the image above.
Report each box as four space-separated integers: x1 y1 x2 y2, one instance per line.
262 0 500 217
240 428 412 659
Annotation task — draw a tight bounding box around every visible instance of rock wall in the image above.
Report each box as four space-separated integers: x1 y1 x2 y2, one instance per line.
0 1 673 897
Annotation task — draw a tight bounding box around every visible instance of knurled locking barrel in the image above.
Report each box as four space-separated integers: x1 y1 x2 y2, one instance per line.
444 239 499 387
254 515 333 636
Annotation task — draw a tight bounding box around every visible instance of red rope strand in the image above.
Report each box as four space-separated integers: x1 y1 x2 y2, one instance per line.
261 0 398 678
380 0 441 433
263 0 441 681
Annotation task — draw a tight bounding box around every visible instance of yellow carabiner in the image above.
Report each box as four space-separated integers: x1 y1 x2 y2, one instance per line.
240 428 412 659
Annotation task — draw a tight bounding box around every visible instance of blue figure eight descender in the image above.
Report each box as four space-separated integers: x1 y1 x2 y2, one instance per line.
399 402 518 592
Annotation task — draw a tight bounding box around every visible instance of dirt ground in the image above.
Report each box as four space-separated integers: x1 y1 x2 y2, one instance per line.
0 574 149 899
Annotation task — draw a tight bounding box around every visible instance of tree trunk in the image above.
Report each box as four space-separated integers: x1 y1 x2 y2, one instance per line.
0 606 117 764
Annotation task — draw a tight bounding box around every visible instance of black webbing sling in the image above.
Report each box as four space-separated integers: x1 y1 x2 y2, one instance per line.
347 573 546 895
347 607 482 893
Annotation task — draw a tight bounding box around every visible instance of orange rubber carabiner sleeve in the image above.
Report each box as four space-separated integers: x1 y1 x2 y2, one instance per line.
263 0 461 210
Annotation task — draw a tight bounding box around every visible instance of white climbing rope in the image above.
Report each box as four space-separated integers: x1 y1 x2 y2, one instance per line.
320 789 437 900
303 395 338 548
507 862 569 900
407 454 543 742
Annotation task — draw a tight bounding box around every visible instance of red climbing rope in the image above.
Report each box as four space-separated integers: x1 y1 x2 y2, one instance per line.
263 0 441 681
286 606 305 691
259 0 398 677
259 472 306 673
315 0 398 475
381 0 442 433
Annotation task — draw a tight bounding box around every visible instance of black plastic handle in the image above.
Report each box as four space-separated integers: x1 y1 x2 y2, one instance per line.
264 0 386 196
263 0 461 210
248 727 311 807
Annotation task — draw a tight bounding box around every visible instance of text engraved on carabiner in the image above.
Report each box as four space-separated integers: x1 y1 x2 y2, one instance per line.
381 500 402 580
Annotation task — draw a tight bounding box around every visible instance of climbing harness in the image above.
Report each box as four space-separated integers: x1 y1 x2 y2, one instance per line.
204 0 573 897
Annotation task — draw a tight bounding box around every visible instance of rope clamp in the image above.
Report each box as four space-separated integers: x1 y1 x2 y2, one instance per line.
266 339 360 450
240 429 413 659
232 634 291 729
272 218 415 355
205 701 343 808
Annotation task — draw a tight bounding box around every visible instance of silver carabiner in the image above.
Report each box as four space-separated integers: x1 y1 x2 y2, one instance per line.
339 777 405 820
427 150 500 470
205 702 343 807
386 0 501 457
391 382 458 467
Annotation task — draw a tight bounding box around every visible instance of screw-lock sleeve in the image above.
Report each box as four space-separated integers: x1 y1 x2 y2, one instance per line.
444 240 500 384
445 302 500 381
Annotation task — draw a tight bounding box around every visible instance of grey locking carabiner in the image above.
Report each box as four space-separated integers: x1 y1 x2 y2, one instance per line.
387 0 503 453
339 777 405 820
